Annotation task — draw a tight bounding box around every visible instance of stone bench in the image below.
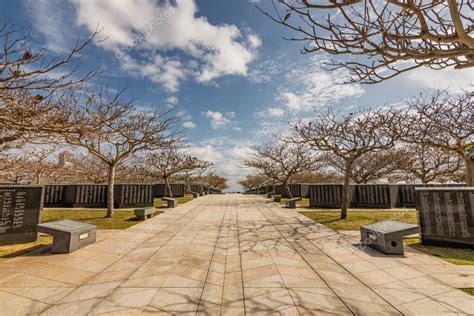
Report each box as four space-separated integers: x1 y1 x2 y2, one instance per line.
273 195 282 202
37 219 96 254
286 197 302 209
134 207 156 220
162 197 178 208
267 191 275 198
360 220 419 255
190 191 199 198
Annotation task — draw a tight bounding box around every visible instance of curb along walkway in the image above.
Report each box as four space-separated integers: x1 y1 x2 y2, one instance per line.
0 194 472 315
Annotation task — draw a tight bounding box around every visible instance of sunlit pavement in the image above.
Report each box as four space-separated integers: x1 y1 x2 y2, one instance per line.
0 194 472 315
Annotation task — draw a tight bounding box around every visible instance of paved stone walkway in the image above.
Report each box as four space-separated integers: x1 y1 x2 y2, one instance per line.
0 194 473 315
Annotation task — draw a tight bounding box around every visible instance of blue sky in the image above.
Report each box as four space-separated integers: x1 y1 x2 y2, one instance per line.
3 0 473 191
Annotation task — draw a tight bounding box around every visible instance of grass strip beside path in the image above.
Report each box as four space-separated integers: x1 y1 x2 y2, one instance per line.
299 210 474 269
299 210 418 231
0 195 199 260
404 238 474 266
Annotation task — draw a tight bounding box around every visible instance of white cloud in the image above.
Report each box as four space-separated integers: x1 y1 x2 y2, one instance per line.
182 121 196 129
74 0 258 91
188 144 223 162
254 54 365 117
279 92 303 111
256 107 286 118
278 56 365 112
247 34 262 48
166 96 179 105
121 55 187 93
26 0 78 53
202 110 232 129
176 110 192 121
227 145 254 161
406 67 473 93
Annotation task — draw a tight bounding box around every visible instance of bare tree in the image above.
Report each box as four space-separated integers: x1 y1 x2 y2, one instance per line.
405 89 473 185
239 173 268 193
0 153 28 183
62 88 179 217
201 171 228 192
325 149 403 183
291 170 344 183
293 108 404 219
10 146 58 184
0 19 98 149
181 160 213 194
258 0 474 83
395 144 464 183
138 148 212 197
243 140 322 198
65 154 109 184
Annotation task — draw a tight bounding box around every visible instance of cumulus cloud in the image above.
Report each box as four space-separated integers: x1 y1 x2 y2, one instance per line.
182 121 196 129
247 34 262 48
406 67 473 93
121 55 187 93
188 144 223 162
254 55 365 118
256 107 287 118
279 56 365 112
202 110 232 129
26 0 77 53
74 0 260 91
166 96 179 106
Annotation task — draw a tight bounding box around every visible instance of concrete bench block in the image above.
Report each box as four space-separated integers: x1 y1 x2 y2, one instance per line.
37 220 96 254
360 220 419 255
286 197 302 209
190 191 199 198
134 207 156 220
161 197 178 208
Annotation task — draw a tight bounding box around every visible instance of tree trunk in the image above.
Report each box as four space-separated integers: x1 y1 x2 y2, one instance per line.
185 176 191 194
35 172 41 184
465 156 474 186
105 164 116 218
164 177 173 198
341 160 352 220
284 182 293 199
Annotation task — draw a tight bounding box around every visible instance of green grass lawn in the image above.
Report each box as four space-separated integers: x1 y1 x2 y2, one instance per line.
0 235 53 262
299 210 474 274
154 194 195 208
280 198 310 207
1 208 150 260
459 288 474 296
404 238 474 266
299 210 418 231
42 208 163 230
1 204 169 260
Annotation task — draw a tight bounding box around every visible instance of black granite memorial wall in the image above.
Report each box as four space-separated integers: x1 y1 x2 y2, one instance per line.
44 184 68 207
398 184 465 208
416 187 473 249
189 184 203 194
274 185 283 196
273 183 310 198
153 183 185 198
266 185 275 194
64 184 107 208
353 184 400 209
308 184 356 208
114 184 154 208
0 185 44 245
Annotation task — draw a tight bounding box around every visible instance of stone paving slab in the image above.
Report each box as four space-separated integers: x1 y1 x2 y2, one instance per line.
0 194 473 315
338 231 474 288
